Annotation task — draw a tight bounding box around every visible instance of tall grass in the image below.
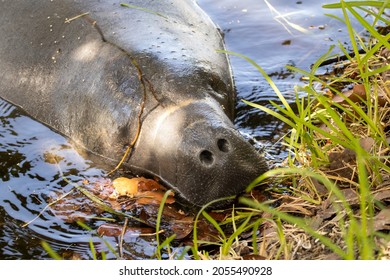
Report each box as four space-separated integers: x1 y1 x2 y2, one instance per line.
209 0 390 259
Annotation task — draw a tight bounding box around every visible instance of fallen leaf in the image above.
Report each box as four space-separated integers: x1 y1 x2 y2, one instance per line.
351 84 366 100
170 216 194 239
307 216 324 231
373 208 390 232
360 137 375 152
191 218 220 243
331 84 367 104
340 188 359 204
112 177 139 196
242 254 267 260
135 190 175 205
328 148 357 182
206 211 228 223
373 190 390 201
377 88 388 106
48 190 104 223
318 188 359 220
311 178 328 195
111 177 170 200
137 178 167 192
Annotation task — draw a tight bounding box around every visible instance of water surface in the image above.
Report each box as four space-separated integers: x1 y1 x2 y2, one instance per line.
198 0 364 160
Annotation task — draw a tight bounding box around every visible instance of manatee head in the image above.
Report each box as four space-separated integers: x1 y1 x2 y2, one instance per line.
131 99 268 207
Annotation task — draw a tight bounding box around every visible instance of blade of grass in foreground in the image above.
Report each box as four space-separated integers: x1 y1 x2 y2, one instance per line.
217 50 295 117
41 241 63 260
323 1 390 9
191 195 236 260
155 190 175 259
239 197 348 259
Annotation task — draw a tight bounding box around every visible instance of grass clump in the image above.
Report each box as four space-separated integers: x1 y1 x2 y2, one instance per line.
191 0 389 260
208 0 390 260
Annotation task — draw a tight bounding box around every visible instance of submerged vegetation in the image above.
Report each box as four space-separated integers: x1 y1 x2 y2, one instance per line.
40 0 389 260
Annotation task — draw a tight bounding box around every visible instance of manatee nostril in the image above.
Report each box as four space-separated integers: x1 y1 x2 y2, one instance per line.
217 138 230 153
199 150 214 166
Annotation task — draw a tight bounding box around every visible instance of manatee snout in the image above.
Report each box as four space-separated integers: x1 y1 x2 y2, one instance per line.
138 100 268 207
177 119 268 207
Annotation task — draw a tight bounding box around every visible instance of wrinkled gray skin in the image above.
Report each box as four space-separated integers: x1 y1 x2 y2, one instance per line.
0 0 268 206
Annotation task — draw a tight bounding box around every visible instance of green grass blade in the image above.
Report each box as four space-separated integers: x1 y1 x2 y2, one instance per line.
323 1 389 9
89 238 97 260
243 100 296 129
345 4 390 51
41 241 63 260
240 197 348 258
202 211 226 240
218 50 295 116
356 5 390 25
251 220 262 255
192 195 236 259
155 190 174 259
223 213 253 256
157 234 177 259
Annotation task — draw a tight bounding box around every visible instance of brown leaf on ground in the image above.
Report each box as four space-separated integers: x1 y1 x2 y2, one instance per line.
190 218 220 244
102 177 176 209
112 177 167 197
240 189 269 204
317 188 359 220
373 189 390 202
137 178 168 192
311 178 328 195
112 177 139 196
241 254 267 260
138 204 194 240
373 208 390 232
360 137 375 152
306 216 324 231
48 189 105 223
135 190 175 205
206 211 228 223
327 148 357 182
339 188 360 204
331 84 367 104
170 216 194 240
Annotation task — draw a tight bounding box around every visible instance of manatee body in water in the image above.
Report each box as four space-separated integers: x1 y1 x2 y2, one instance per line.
0 0 267 206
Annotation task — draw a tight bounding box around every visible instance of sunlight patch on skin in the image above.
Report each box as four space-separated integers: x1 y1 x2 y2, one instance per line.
72 40 100 62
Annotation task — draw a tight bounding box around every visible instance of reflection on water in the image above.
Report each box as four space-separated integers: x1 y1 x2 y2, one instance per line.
0 0 360 259
0 99 165 259
0 100 102 259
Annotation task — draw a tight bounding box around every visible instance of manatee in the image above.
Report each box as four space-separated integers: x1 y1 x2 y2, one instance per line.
0 0 268 206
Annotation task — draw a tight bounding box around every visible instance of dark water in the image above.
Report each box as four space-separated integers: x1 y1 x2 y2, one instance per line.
0 0 361 259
